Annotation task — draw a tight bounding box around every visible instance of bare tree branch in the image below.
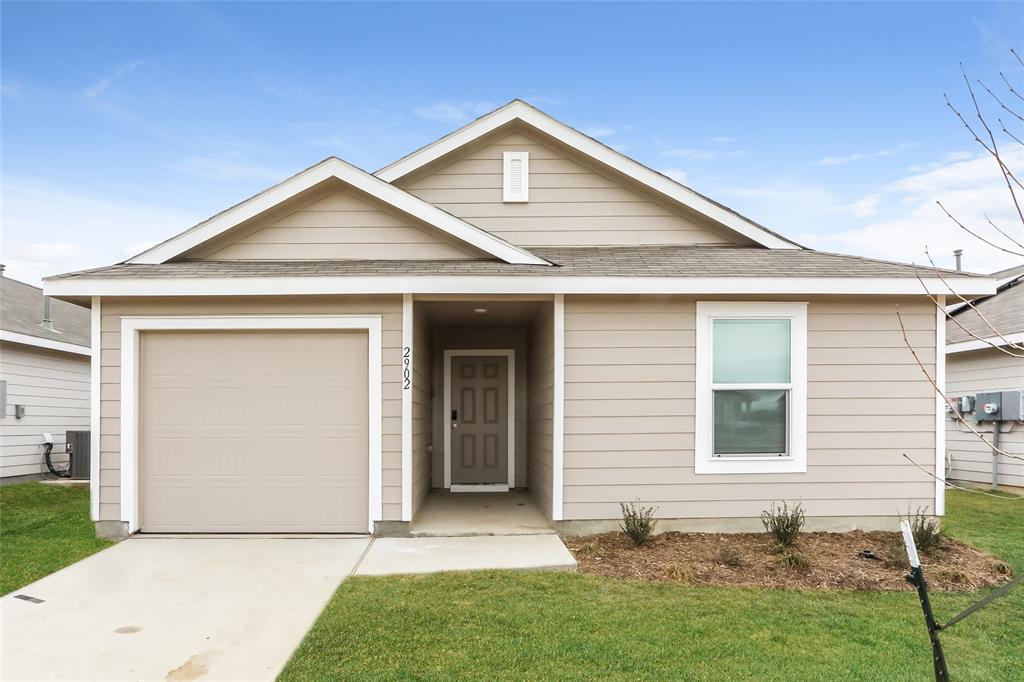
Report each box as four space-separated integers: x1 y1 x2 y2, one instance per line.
978 78 1024 123
1001 118 1024 147
897 311 1024 461
937 201 1024 257
902 453 1024 500
984 212 1024 251
914 272 1024 357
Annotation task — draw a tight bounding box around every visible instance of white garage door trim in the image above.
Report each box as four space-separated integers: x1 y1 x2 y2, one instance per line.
120 314 382 534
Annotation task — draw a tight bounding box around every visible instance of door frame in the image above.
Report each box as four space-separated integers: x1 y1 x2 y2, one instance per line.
120 314 383 534
442 348 515 491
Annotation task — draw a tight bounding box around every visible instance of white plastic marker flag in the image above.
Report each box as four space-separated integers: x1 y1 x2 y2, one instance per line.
900 519 921 568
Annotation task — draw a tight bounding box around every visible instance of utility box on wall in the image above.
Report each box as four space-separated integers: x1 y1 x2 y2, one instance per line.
66 430 90 480
974 390 1024 422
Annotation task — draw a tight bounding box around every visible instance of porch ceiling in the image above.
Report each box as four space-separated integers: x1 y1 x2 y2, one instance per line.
418 299 545 327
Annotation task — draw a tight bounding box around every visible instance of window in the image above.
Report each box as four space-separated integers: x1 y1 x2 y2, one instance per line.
695 302 807 474
503 151 529 202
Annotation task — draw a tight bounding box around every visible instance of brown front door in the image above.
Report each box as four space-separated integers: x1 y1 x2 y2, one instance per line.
450 355 508 485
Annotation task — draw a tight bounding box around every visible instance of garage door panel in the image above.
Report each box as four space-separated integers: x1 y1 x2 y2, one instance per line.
140 330 369 533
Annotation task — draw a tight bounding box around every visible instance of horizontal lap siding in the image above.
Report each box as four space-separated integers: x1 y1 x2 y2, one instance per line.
398 131 742 248
411 305 432 516
528 302 554 519
946 348 1024 488
562 296 937 520
97 296 402 522
0 342 90 478
202 189 478 261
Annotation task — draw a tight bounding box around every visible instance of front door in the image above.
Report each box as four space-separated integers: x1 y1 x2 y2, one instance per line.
450 355 509 485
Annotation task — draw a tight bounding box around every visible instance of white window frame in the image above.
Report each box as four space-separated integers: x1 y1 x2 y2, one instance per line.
503 151 529 202
694 301 807 474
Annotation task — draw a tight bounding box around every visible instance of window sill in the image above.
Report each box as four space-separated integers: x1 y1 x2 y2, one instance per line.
694 455 806 475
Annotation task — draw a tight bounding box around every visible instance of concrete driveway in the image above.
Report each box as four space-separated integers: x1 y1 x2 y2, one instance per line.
0 537 369 681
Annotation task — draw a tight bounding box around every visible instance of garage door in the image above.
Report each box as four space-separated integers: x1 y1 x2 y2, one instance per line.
139 329 369 533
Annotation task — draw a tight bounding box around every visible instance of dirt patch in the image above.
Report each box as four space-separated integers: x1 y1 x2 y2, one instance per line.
566 531 1013 591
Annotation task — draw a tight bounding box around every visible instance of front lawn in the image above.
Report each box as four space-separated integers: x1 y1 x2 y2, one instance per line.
280 490 1023 681
0 482 112 595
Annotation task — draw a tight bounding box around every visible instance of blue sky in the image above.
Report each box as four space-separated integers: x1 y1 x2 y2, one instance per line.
3 1 1023 284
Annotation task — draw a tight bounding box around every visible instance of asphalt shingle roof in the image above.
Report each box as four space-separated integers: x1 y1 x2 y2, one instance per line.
1 276 90 346
48 246 976 281
947 268 1024 343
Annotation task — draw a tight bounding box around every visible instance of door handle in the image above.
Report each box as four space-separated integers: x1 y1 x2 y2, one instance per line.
451 409 458 429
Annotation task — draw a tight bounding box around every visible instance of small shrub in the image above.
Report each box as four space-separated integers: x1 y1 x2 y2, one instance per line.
905 506 943 554
665 566 688 582
993 561 1012 576
761 501 805 547
619 500 657 546
776 551 811 570
716 546 746 568
575 542 596 556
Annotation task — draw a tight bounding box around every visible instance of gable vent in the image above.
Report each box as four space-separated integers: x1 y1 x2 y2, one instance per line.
503 151 529 202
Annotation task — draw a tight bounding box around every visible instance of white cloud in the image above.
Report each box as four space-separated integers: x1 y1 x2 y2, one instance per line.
412 101 495 124
83 61 142 101
661 168 690 184
816 142 915 166
708 136 735 145
799 149 1024 273
1 179 198 285
165 152 282 181
848 193 882 218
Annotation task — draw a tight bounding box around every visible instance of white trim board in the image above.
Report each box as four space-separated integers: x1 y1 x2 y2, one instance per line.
442 349 516 490
401 294 413 522
935 298 946 516
694 301 808 474
45 275 997 299
552 294 565 520
0 330 90 356
376 100 797 250
118 314 383 534
89 298 101 521
946 332 1024 354
125 157 547 266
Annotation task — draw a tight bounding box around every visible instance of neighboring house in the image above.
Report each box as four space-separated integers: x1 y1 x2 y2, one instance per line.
1 271 91 481
945 263 1024 491
44 101 994 538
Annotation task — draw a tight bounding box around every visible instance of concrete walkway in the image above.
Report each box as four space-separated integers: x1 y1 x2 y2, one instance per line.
0 537 369 681
356 535 577 576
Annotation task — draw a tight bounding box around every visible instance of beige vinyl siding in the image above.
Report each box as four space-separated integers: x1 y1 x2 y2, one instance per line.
527 302 555 519
411 304 433 516
946 348 1024 488
0 341 90 478
430 328 529 487
97 296 402 523
562 296 938 520
196 187 481 261
397 130 745 248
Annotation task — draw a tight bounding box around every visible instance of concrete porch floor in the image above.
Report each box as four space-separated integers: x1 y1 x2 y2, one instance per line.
410 490 554 536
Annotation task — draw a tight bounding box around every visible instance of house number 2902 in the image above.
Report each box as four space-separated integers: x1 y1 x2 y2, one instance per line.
402 346 411 390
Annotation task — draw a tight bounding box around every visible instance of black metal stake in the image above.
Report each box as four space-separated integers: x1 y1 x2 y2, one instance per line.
906 565 949 681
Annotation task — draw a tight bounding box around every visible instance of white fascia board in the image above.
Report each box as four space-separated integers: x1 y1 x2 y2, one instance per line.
376 101 797 250
127 158 547 266
946 332 1024 354
0 330 91 355
44 275 998 298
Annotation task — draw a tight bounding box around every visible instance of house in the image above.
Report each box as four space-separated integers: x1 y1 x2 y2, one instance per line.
945 263 1024 491
1 270 91 481
43 101 995 538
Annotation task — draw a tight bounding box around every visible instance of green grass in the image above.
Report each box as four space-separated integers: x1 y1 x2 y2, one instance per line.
281 490 1024 681
1 482 112 595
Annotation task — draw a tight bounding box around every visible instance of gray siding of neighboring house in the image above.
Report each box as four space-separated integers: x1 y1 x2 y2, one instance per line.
946 347 1024 489
0 341 90 479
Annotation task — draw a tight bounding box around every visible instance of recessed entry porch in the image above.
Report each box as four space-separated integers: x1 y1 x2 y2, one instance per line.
400 296 559 536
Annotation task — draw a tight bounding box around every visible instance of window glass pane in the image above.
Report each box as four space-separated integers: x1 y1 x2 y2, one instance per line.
713 318 790 384
713 389 788 456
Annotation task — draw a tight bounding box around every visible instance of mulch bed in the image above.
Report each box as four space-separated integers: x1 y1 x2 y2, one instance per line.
565 531 1014 591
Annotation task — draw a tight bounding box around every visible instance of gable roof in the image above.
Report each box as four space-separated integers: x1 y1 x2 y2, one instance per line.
1 275 90 354
127 156 549 266
375 100 800 250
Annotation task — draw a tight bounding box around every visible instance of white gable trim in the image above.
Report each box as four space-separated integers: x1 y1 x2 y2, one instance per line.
946 332 1024 354
376 100 798 250
127 157 548 266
